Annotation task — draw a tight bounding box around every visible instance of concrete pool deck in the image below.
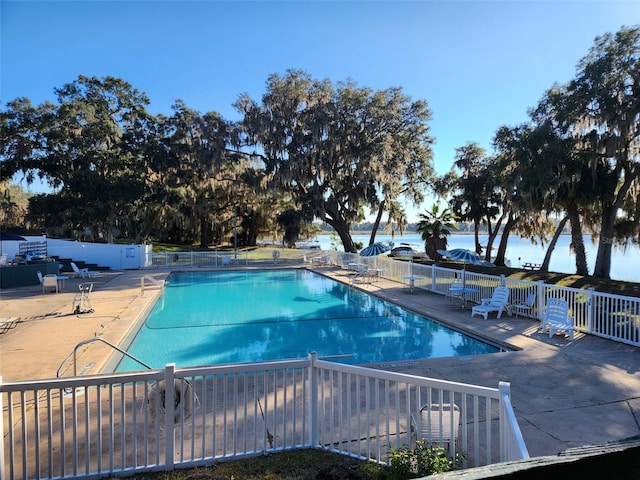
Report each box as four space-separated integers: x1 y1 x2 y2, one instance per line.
1 266 639 460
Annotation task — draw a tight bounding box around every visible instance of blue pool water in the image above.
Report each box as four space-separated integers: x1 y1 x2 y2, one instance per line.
116 270 500 371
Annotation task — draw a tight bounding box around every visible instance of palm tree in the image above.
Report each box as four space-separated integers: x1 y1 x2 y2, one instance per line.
416 204 459 262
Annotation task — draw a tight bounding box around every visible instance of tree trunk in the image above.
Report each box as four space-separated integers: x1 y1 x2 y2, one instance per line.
540 215 569 272
325 217 356 253
473 219 482 255
324 197 357 253
369 200 385 246
593 174 635 278
199 216 211 248
484 213 504 262
134 209 159 244
566 203 588 276
593 204 616 278
426 236 447 262
494 213 518 267
243 215 260 246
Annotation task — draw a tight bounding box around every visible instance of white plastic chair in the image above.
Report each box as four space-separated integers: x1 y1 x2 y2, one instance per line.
71 262 99 279
411 403 460 448
350 263 370 284
37 271 59 294
541 298 574 340
511 293 536 318
471 286 510 320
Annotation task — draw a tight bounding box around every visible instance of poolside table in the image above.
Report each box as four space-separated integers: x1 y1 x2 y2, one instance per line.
401 275 424 293
371 268 386 282
448 286 479 309
56 275 69 291
348 262 365 270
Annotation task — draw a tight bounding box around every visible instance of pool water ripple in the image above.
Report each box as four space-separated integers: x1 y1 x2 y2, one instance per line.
117 270 500 371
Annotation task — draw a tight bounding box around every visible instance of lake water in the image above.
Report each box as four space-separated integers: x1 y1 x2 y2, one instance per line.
315 233 640 282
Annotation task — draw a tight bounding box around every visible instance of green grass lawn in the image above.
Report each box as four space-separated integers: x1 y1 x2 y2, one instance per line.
151 242 640 298
126 449 386 480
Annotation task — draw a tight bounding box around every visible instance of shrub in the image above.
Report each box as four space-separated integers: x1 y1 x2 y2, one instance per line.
387 441 462 479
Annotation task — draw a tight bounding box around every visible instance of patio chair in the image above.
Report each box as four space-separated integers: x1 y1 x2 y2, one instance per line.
37 271 59 294
411 403 460 448
10 254 25 265
0 254 8 266
471 286 510 320
541 298 574 340
70 262 99 279
350 263 370 284
511 292 536 318
446 282 464 304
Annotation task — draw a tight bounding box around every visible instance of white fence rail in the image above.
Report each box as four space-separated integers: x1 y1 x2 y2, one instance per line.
149 251 253 268
140 275 165 296
148 250 640 347
1 356 528 479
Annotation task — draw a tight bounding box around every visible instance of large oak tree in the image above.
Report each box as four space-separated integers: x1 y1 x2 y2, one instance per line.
547 27 640 278
236 70 434 253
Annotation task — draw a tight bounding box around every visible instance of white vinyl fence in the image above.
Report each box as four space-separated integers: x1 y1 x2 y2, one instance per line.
148 250 640 346
148 250 640 347
1 355 528 480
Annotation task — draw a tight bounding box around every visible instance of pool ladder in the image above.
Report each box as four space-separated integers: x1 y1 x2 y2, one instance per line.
57 337 152 377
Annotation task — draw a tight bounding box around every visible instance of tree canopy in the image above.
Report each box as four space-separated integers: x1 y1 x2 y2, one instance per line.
1 71 434 251
235 70 434 253
1 26 639 279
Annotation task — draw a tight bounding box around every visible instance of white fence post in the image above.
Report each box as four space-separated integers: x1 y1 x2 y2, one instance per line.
308 352 319 447
431 266 437 291
498 381 509 460
164 364 176 471
498 380 529 461
587 287 595 333
536 281 545 321
0 376 4 480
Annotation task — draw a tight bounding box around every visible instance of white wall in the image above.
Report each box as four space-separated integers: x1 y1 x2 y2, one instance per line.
15 236 152 270
0 240 22 259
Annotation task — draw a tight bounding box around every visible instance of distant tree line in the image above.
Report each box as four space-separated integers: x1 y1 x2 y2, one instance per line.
1 26 639 278
1 71 433 252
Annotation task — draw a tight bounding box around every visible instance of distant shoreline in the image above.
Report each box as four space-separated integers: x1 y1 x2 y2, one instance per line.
317 232 511 237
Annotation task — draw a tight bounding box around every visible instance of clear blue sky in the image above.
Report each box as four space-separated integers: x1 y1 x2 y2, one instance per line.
1 0 637 221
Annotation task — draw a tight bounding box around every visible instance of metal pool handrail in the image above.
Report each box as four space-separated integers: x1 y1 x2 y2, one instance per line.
56 336 152 377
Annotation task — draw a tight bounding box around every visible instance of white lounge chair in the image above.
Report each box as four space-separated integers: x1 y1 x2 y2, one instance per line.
541 298 574 340
350 263 370 284
70 262 99 279
511 292 536 318
37 271 59 294
411 403 460 449
471 286 510 320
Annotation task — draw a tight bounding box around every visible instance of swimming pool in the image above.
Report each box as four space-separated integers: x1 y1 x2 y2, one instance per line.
116 269 501 371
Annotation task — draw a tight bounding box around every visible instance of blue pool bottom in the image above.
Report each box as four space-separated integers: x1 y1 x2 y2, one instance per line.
117 270 500 371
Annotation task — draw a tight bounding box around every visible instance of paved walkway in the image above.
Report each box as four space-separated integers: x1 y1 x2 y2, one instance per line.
1 266 639 460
